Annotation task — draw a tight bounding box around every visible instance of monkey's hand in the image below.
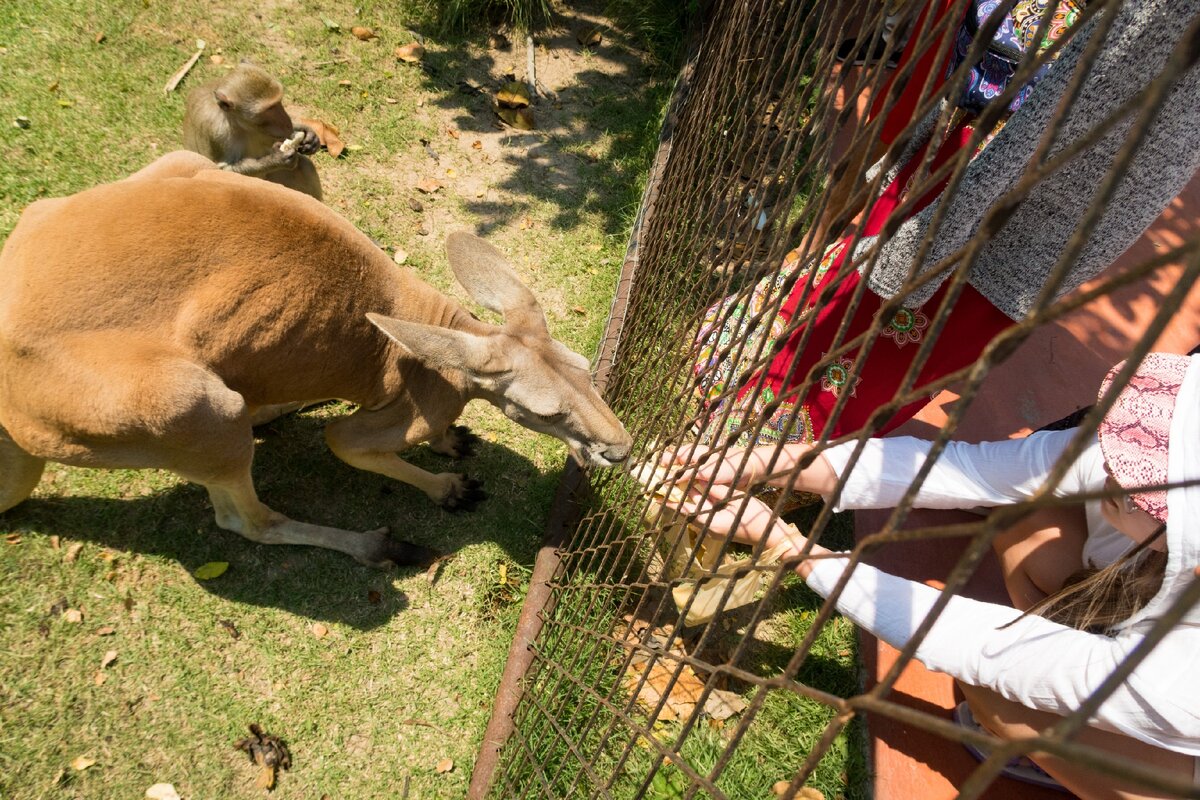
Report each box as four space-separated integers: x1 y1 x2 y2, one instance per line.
276 131 306 158
267 136 303 171
292 123 321 156
219 146 298 176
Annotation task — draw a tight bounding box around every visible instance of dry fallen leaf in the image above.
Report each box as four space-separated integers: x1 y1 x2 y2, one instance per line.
576 26 603 48
624 660 706 722
703 688 748 721
446 127 460 140
219 619 241 639
65 542 84 562
235 724 291 791
5 533 21 545
415 178 442 194
395 42 425 63
49 535 61 550
70 755 96 771
496 106 535 130
367 589 383 605
435 757 454 774
96 625 116 636
351 26 377 40
570 305 586 315
338 79 352 88
64 608 84 624
93 670 106 686
296 117 345 159
100 650 118 669
311 622 329 638
209 53 225 65
495 81 531 109
94 31 106 44
393 249 408 265
194 561 228 580
471 139 482 150
145 783 182 800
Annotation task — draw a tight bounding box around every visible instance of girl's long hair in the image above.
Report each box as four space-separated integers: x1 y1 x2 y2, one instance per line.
1005 526 1167 633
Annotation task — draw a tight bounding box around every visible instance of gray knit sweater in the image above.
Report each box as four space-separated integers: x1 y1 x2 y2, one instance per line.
859 0 1200 319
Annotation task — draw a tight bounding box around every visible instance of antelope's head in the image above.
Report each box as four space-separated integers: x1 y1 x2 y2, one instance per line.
368 232 632 468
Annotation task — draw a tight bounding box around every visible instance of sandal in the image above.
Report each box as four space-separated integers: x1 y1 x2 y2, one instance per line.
953 702 1070 793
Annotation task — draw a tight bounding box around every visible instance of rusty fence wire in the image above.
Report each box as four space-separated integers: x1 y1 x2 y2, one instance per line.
470 0 1200 797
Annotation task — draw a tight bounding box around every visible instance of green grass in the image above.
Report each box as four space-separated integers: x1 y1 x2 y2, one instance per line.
0 0 669 797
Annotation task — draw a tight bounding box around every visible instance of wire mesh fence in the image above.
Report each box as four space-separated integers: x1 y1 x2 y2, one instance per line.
471 0 1200 797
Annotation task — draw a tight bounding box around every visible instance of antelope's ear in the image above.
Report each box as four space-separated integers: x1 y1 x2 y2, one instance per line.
366 313 510 375
445 231 548 335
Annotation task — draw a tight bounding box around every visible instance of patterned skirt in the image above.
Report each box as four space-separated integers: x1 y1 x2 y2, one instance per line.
692 246 1010 447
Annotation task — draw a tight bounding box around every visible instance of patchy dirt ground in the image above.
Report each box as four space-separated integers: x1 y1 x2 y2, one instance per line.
308 4 659 300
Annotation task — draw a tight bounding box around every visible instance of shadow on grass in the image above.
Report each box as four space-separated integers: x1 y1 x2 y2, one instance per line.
411 6 668 238
0 409 557 629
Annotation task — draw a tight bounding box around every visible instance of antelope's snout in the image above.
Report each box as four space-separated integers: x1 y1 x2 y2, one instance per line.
578 431 633 468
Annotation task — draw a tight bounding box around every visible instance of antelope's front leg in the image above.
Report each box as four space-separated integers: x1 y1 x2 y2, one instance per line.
325 411 486 511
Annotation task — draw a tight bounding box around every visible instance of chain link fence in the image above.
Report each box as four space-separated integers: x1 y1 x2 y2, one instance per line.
470 0 1200 797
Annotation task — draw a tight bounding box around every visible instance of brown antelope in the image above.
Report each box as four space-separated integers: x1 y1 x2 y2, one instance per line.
0 152 632 567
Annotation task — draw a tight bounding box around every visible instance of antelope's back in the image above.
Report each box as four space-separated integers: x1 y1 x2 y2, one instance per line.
0 172 435 403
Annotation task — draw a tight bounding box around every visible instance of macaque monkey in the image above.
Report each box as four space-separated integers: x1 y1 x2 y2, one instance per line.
183 61 323 200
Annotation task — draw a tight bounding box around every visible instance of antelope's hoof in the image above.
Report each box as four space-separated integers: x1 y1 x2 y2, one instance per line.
361 528 440 568
434 425 479 459
440 474 487 512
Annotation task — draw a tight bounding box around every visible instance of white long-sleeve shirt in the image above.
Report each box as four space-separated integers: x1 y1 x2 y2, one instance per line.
809 429 1200 756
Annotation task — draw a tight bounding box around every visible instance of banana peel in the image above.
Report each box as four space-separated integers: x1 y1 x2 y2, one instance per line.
632 459 804 625
672 536 797 626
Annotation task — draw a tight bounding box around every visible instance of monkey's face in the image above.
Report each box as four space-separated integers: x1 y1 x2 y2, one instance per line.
250 99 295 140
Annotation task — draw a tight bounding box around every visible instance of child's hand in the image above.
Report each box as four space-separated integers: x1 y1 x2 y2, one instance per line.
656 442 836 496
656 443 750 491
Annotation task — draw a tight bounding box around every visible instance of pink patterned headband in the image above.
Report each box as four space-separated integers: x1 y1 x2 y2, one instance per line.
1096 353 1191 523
